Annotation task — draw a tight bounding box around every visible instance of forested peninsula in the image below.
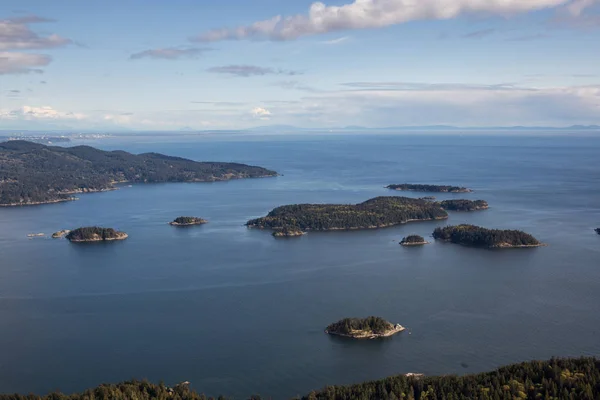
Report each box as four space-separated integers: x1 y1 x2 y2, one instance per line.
66 227 128 243
1 357 598 399
325 317 405 339
433 225 543 248
387 184 472 193
247 197 448 232
0 141 277 206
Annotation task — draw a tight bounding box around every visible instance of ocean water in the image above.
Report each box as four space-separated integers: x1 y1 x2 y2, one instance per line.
0 133 599 399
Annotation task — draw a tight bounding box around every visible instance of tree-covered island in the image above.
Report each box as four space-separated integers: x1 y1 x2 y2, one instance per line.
0 141 277 206
438 199 489 211
247 197 448 232
400 235 429 246
433 225 543 248
169 217 208 226
325 317 405 339
65 227 128 243
596 228 600 235
386 183 472 193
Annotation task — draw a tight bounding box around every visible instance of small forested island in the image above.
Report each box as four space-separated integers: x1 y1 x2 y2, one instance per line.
65 227 128 243
169 217 208 226
247 197 448 232
272 226 305 237
0 358 599 399
400 235 429 246
325 317 405 339
596 228 600 235
433 224 543 248
439 199 489 211
0 141 277 206
386 183 472 193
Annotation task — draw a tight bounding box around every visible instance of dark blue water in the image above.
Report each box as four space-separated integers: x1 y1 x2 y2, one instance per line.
0 133 599 399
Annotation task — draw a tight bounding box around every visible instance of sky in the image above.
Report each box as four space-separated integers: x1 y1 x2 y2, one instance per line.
1 0 599 131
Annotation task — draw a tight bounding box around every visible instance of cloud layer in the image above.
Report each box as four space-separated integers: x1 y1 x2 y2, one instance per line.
0 52 51 74
192 0 595 42
130 47 212 60
207 64 302 77
0 16 71 74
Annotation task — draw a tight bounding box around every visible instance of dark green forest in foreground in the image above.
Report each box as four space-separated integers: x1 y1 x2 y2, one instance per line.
0 141 277 205
433 225 541 248
247 197 448 231
1 358 598 400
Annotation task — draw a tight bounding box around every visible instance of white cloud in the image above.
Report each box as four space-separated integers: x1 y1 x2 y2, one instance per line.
252 107 272 120
0 105 86 120
322 36 350 44
0 52 51 74
192 0 588 42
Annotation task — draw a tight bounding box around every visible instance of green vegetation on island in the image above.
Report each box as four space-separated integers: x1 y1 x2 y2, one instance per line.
595 228 600 235
65 227 128 243
325 317 405 339
247 197 448 232
387 183 472 193
439 199 489 211
272 226 305 237
0 357 599 399
0 141 277 206
170 217 208 226
400 235 428 246
433 224 542 248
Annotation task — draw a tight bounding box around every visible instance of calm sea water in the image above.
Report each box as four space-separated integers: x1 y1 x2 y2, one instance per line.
0 133 599 399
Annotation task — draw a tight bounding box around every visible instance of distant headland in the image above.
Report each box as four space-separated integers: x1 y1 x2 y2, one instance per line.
247 196 448 233
386 184 472 193
325 317 405 339
400 235 429 246
433 225 543 248
169 217 208 226
0 141 277 206
66 227 128 243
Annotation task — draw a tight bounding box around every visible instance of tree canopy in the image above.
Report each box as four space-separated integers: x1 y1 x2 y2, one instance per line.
247 197 448 231
0 141 277 206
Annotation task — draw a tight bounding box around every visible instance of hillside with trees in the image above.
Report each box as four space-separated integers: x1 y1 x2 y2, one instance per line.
0 358 598 399
0 141 277 206
301 357 600 400
433 225 542 248
247 197 448 232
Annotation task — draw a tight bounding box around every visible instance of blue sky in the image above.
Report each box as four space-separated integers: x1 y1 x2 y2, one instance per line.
1 0 599 130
